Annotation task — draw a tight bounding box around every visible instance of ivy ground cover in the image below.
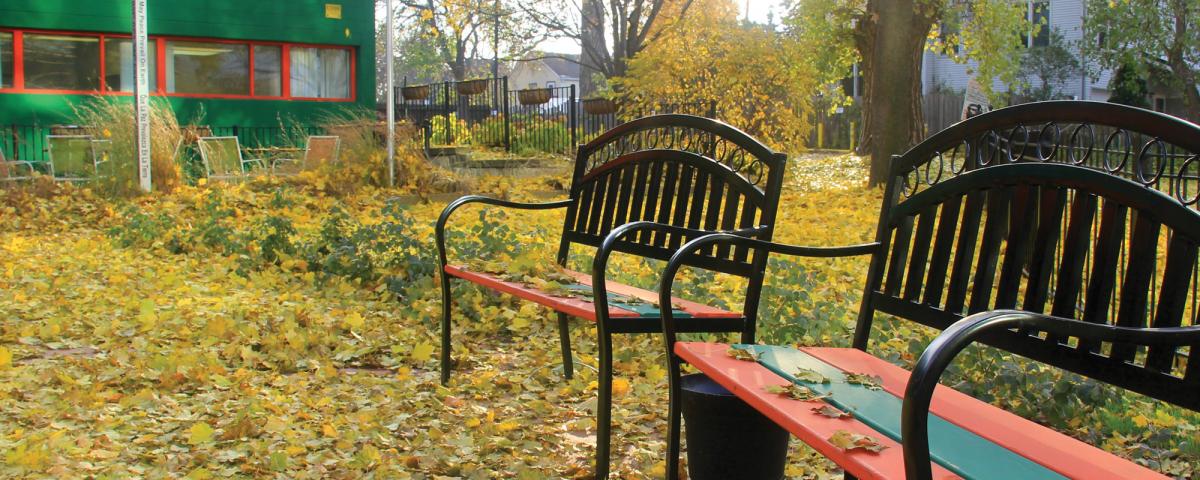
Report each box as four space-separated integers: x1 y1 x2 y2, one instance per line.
1 153 1195 478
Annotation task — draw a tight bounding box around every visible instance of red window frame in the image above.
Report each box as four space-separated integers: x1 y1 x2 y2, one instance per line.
0 28 355 102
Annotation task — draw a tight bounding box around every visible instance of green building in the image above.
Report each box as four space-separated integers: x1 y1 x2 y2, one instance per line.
0 0 375 159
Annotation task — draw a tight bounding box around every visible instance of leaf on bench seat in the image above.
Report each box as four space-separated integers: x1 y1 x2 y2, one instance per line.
793 368 830 384
726 347 759 361
812 405 851 419
845 372 883 391
828 430 888 453
765 384 830 402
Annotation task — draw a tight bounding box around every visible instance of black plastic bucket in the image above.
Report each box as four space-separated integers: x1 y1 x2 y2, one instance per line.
680 373 790 480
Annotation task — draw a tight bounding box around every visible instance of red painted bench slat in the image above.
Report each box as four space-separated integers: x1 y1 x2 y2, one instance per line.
801 347 1166 480
444 265 740 322
675 342 1167 480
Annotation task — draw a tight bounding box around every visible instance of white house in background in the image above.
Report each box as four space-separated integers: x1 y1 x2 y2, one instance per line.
921 0 1112 101
510 54 581 94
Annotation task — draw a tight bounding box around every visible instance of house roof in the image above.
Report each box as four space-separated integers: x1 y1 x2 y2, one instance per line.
530 54 580 80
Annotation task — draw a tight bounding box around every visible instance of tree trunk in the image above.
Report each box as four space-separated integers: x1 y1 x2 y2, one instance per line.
581 0 606 96
864 0 935 186
1167 0 1200 122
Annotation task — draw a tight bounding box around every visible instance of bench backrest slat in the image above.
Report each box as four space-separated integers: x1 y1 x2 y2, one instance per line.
857 101 1200 411
563 114 786 278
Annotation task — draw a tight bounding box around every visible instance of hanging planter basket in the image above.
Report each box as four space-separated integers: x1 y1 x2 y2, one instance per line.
518 88 553 105
456 79 488 96
401 85 430 100
583 98 618 115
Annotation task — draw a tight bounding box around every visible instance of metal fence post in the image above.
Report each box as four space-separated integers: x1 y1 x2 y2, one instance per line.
502 76 511 153
708 100 717 119
569 84 578 152
443 82 452 145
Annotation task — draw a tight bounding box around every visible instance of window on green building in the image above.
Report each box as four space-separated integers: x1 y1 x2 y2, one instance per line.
24 34 100 91
0 32 12 89
104 38 157 93
290 47 350 99
166 40 248 95
253 45 281 97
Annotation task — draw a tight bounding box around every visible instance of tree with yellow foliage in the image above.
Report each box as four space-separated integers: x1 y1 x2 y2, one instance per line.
612 0 819 152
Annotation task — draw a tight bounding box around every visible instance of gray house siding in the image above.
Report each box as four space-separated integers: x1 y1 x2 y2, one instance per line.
921 0 1111 101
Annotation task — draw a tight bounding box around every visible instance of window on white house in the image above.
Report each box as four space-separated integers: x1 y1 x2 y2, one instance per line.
1026 1 1049 48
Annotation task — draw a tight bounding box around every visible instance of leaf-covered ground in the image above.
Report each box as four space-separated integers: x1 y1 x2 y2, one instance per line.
1 153 1195 479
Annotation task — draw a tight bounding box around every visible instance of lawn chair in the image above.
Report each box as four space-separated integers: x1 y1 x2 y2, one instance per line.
272 135 341 174
0 147 36 182
196 136 267 180
47 135 107 182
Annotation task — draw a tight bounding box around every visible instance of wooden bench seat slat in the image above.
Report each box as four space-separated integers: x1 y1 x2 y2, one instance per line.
799 346 1169 480
673 342 955 480
676 342 1167 480
756 345 1062 480
443 265 740 321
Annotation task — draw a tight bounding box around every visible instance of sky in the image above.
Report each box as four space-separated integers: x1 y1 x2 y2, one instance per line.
537 0 788 54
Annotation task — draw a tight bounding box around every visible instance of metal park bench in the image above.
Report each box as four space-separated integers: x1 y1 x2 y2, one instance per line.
436 114 787 477
661 101 1200 479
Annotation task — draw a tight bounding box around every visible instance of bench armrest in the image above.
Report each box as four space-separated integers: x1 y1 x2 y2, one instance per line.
657 232 880 349
435 195 572 272
588 222 773 332
900 309 1200 480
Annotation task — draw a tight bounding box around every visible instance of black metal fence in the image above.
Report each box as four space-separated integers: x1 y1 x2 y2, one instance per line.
397 77 718 155
1 124 320 163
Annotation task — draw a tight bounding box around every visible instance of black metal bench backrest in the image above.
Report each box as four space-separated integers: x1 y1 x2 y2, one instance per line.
560 114 787 278
857 101 1200 411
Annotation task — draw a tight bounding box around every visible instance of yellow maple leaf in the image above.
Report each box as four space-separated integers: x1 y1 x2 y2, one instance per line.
410 343 434 362
612 378 631 397
343 312 365 330
0 347 11 370
188 422 214 445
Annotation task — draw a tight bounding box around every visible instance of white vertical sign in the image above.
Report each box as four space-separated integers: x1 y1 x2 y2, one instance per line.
385 0 396 187
133 0 152 192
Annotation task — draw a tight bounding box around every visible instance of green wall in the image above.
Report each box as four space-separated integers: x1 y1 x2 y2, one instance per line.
0 0 376 127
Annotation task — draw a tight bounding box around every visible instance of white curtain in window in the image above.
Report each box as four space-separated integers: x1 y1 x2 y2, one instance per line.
290 47 349 98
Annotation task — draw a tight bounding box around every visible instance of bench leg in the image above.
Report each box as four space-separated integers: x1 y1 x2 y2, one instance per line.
666 355 683 480
440 275 453 386
557 312 573 380
595 331 613 478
